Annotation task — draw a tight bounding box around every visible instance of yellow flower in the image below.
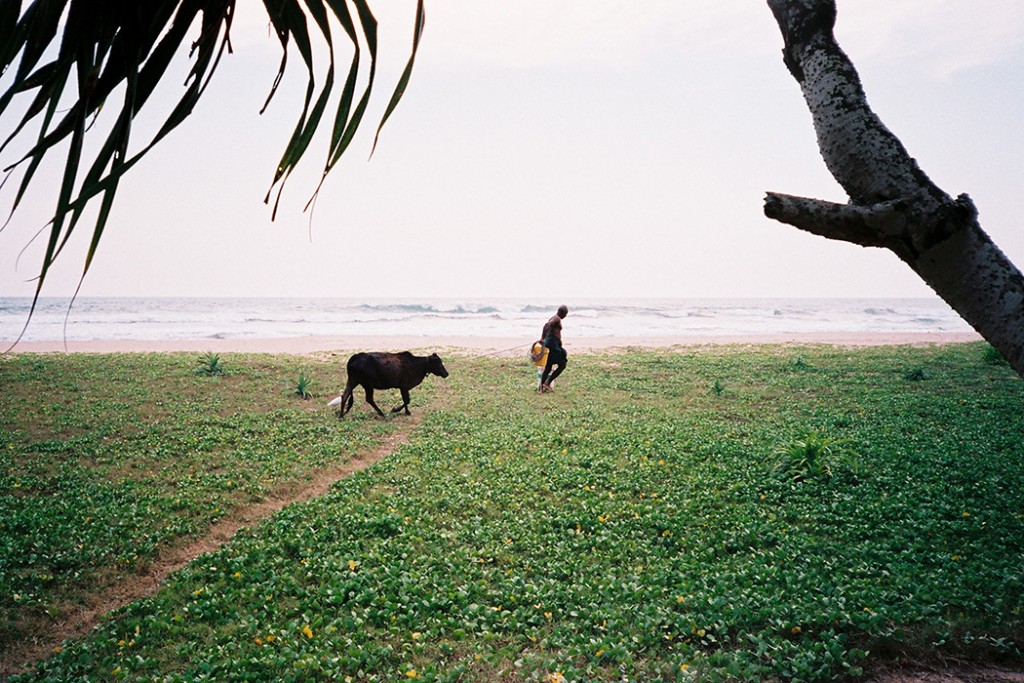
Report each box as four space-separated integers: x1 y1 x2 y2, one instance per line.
545 612 553 620
406 669 419 678
681 664 690 672
676 596 686 603
547 672 566 683
411 632 421 640
348 560 358 571
697 629 706 637
302 624 314 639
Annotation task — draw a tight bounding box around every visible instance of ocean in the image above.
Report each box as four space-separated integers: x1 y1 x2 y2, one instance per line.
0 297 974 343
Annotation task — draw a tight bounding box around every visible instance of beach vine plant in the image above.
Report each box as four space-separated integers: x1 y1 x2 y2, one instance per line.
2 343 1023 680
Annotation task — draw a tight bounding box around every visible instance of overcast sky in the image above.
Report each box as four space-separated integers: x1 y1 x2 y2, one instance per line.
1 1 1022 300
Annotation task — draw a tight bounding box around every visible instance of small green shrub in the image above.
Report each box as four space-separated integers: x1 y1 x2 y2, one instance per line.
773 431 858 481
294 372 313 399
196 352 224 376
903 367 929 381
983 345 1008 365
710 379 724 395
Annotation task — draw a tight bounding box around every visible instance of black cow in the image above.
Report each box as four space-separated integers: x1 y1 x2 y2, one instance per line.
335 351 449 417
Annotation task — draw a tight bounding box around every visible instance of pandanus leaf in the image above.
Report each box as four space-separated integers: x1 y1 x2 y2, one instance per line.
1 0 423 347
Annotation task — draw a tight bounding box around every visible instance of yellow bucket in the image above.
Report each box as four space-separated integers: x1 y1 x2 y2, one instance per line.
531 341 549 367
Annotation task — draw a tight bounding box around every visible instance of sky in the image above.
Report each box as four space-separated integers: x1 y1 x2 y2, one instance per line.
1 0 1023 301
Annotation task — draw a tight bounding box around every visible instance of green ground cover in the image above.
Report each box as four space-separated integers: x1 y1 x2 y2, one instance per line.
2 343 1023 681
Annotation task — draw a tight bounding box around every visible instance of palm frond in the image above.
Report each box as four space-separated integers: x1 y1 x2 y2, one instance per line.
0 0 422 340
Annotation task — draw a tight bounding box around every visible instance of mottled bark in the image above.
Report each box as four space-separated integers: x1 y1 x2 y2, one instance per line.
765 0 1024 377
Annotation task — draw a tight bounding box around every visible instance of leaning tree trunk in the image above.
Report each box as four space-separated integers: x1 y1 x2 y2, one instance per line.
764 0 1024 378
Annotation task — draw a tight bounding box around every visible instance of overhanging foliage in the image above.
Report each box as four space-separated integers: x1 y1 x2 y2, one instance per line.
0 0 422 320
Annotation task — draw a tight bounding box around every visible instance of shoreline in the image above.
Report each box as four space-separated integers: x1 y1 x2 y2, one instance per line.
3 331 984 356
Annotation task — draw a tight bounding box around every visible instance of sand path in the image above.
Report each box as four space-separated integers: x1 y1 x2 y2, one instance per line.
1 417 419 677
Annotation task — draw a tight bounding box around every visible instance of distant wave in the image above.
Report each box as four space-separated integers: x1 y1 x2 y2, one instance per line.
358 303 439 314
0 297 974 342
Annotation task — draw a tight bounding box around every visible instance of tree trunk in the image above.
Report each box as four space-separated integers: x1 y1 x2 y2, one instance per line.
764 0 1024 378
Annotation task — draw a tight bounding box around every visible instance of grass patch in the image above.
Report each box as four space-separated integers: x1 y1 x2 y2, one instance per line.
0 352 401 661
3 342 1023 681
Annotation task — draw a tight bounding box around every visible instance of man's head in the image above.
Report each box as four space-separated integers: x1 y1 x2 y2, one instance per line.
557 305 569 318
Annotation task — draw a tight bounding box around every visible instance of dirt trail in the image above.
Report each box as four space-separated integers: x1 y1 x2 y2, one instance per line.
2 419 418 678
865 664 1024 683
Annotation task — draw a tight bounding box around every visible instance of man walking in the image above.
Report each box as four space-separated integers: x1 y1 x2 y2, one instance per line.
539 305 569 393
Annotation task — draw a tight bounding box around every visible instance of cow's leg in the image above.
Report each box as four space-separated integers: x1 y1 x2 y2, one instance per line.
391 388 412 415
364 387 386 417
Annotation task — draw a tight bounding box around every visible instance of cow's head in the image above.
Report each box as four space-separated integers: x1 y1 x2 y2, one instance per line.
428 353 449 378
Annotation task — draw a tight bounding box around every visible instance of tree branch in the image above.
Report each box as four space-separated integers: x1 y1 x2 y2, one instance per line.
763 192 907 250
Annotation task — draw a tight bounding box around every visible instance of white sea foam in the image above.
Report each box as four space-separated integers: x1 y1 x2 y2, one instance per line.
0 297 974 342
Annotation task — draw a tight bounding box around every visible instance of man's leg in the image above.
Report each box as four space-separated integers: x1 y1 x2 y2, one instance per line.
540 357 555 390
547 358 566 384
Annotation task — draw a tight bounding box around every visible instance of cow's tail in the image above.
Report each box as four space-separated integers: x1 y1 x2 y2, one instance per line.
337 380 356 417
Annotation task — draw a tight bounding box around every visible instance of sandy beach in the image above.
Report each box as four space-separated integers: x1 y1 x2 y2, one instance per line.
4 331 984 356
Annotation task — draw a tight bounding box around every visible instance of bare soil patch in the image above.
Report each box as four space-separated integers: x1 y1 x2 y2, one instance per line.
865 664 1024 683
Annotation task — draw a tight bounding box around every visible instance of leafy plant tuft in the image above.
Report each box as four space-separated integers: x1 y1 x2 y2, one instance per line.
773 431 858 481
903 367 929 381
294 372 313 400
196 352 224 376
983 345 1008 366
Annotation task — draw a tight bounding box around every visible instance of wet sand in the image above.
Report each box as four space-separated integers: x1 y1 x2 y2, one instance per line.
5 331 983 356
